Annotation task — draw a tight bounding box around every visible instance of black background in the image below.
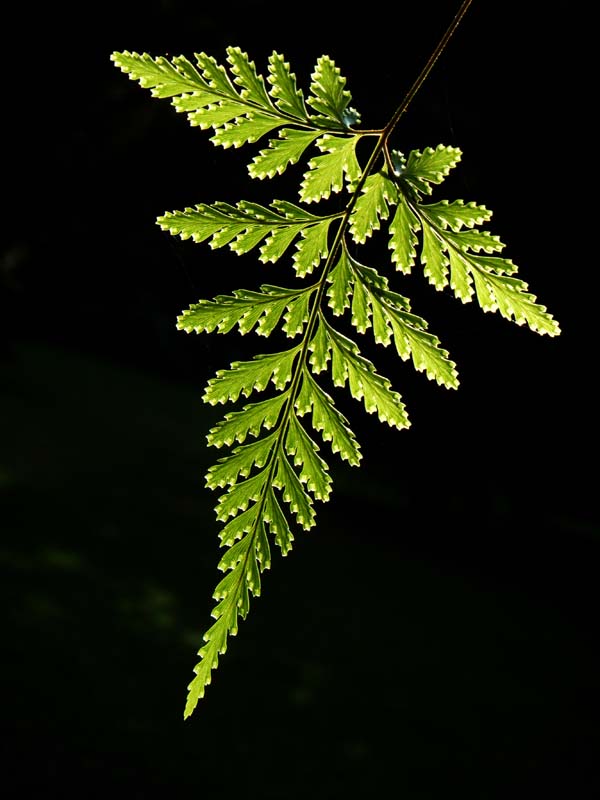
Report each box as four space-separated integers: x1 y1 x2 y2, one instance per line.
2 2 598 797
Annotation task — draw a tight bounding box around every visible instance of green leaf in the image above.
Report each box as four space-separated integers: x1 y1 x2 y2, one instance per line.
389 196 420 273
308 317 331 373
110 51 207 98
299 134 361 203
267 52 309 119
351 275 370 333
177 285 310 337
326 249 354 316
158 200 331 265
211 112 285 149
402 145 462 196
217 531 253 572
206 431 278 489
215 468 270 522
470 266 560 335
207 392 289 448
226 46 272 108
325 321 410 429
274 453 316 530
420 223 450 289
387 310 459 388
264 487 294 555
293 218 333 277
445 229 505 253
218 504 261 546
285 414 332 501
423 199 493 231
295 369 362 466
449 248 475 302
307 55 358 127
203 345 301 405
249 128 323 179
194 51 239 97
185 100 246 131
350 171 398 244
282 290 313 337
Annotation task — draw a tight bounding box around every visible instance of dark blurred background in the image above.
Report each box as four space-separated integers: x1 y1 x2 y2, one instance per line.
2 1 597 797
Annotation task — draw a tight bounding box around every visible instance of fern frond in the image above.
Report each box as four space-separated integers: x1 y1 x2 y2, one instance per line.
249 129 323 179
207 393 290 448
113 41 560 720
316 316 411 430
295 369 362 466
299 134 362 203
307 54 361 129
349 171 398 243
203 346 301 405
158 200 339 275
177 284 316 338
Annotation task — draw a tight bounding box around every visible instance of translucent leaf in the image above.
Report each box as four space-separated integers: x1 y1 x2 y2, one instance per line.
270 199 324 221
472 269 498 313
215 469 270 522
326 249 353 316
206 431 278 489
259 223 306 263
326 325 410 429
351 277 370 333
423 199 493 231
267 52 309 119
293 219 332 277
283 290 314 337
249 129 322 179
187 100 245 130
350 172 398 244
172 91 215 114
207 392 289 448
245 547 262 596
217 533 263 597
449 249 475 302
177 285 309 337
184 559 249 717
295 370 362 466
307 54 359 128
471 255 518 276
255 517 271 569
217 532 253 572
218 504 261 546
274 454 316 530
157 203 242 244
212 566 244 606
195 51 238 97
211 113 285 149
421 223 449 289
285 414 332 501
159 200 330 264
370 291 393 346
387 310 459 388
203 346 301 405
402 145 462 196
110 51 207 98
185 639 220 718
389 197 420 273
226 46 272 107
264 487 294 555
445 229 505 253
308 317 331 373
299 135 361 203
471 268 560 335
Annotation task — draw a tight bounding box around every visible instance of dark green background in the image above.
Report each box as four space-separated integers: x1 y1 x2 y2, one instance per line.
3 2 597 797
